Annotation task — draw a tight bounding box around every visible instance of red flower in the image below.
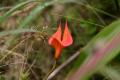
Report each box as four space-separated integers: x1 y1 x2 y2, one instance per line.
48 21 73 59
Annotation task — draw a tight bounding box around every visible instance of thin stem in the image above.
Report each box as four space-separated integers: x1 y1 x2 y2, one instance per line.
114 0 119 11
43 60 57 80
47 50 81 80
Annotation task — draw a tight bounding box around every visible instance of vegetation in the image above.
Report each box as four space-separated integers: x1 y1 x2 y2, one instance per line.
0 0 120 80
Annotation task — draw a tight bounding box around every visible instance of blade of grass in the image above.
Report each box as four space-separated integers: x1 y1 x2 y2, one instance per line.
92 7 118 19
0 0 37 22
99 66 120 80
69 29 120 80
19 1 54 28
71 1 118 19
67 19 120 80
0 29 36 37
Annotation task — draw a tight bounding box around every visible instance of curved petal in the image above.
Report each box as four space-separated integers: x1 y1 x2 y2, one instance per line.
53 39 63 59
49 38 63 59
48 23 63 59
62 21 73 47
48 23 62 45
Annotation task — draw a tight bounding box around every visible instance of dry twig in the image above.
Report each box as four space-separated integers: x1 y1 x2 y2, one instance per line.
47 49 81 80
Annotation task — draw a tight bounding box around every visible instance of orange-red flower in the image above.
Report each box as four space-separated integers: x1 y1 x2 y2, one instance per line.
48 21 73 59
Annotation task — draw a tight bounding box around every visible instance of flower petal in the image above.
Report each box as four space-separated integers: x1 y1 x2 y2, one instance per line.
49 38 63 59
53 39 63 59
48 23 62 45
62 21 73 47
48 23 63 59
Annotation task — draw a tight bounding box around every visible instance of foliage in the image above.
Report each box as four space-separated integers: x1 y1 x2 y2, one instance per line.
0 0 120 80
